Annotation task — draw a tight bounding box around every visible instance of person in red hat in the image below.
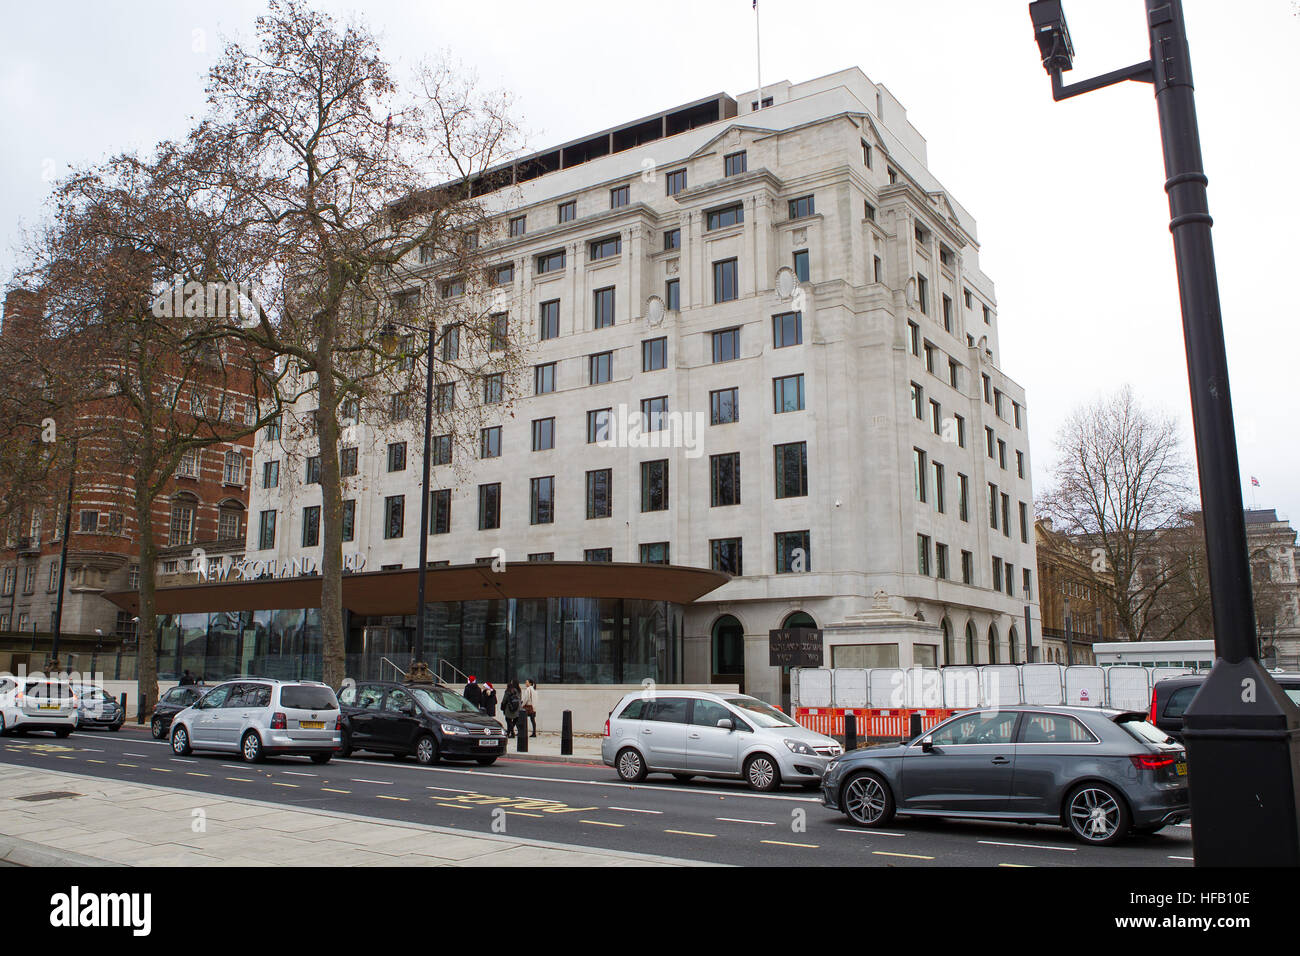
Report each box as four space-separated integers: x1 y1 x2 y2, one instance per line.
463 675 483 710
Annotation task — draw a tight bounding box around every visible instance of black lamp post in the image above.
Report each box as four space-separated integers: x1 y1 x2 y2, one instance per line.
1028 0 1300 865
1023 582 1034 664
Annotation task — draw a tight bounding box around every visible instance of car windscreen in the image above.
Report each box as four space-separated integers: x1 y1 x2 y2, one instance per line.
1116 715 1177 746
724 697 798 728
279 685 338 710
412 686 479 714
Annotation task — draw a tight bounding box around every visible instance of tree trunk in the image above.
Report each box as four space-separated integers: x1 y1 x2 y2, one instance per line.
134 492 159 719
315 311 346 690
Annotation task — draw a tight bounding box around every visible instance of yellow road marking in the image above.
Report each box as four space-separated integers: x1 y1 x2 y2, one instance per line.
87 759 106 764
186 772 210 777
872 851 934 860
580 820 624 828
55 755 74 760
272 782 299 788
321 787 350 793
226 777 253 783
664 829 715 838
117 763 137 768
375 794 408 801
437 802 473 810
151 768 172 772
505 810 544 818
999 863 1033 867
761 839 819 848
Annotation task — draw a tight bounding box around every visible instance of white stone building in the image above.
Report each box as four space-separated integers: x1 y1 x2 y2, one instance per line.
244 67 1040 707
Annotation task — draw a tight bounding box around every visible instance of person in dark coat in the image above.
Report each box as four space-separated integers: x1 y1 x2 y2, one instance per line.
179 670 195 686
501 680 522 737
463 676 482 709
481 682 498 717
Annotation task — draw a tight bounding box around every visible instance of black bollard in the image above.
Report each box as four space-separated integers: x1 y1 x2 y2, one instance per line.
909 712 923 741
119 693 128 718
136 693 146 725
843 712 858 752
561 710 573 756
516 715 528 753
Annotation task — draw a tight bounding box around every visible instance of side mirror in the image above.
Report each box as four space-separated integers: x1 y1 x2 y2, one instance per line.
921 737 934 753
402 703 417 716
716 718 734 731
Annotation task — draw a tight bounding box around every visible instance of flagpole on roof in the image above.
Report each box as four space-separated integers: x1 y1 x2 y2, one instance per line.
754 0 763 110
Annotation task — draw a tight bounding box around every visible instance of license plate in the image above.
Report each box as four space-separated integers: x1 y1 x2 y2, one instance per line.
38 704 59 711
1176 761 1187 776
300 721 324 730
478 739 497 747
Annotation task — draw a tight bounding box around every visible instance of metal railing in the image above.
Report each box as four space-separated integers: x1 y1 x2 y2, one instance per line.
437 658 469 687
379 657 407 683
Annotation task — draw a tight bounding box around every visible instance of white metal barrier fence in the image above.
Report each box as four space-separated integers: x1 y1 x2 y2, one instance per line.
792 663 1195 710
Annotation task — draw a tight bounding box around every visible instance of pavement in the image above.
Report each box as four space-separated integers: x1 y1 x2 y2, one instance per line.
0 763 702 867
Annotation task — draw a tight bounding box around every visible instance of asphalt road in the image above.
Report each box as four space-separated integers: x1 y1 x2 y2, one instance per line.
0 727 1195 866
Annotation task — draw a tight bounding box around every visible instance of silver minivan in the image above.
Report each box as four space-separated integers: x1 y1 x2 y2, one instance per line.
170 678 341 763
602 690 842 791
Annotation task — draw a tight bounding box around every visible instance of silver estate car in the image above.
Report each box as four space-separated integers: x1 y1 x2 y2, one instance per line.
821 705 1190 846
0 677 79 736
602 690 843 791
170 678 341 763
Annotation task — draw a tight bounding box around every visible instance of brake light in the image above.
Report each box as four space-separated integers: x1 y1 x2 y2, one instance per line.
603 718 610 737
1149 688 1158 725
270 712 287 730
335 716 344 731
1130 754 1176 771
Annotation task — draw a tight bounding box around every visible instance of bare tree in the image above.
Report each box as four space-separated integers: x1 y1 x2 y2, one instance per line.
1039 385 1198 642
191 1 525 687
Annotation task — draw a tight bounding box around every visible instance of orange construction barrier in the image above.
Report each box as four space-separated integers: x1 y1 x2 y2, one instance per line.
795 707 958 739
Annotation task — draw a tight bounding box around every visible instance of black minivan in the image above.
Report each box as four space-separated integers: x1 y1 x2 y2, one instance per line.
337 681 509 765
1150 673 1300 741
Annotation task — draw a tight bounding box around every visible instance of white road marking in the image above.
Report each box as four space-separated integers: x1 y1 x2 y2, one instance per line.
1169 855 1194 861
836 828 907 837
350 778 394 785
978 840 1076 852
281 770 316 777
717 817 776 826
608 806 663 815
414 766 821 802
425 785 476 794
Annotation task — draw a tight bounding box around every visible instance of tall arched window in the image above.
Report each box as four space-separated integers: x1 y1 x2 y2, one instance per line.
711 615 745 680
941 619 953 666
965 621 978 665
1009 625 1020 664
169 493 198 547
987 623 999 665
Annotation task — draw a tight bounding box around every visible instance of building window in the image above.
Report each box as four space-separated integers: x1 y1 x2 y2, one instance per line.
908 321 920 357
429 490 451 535
710 387 739 425
440 278 465 299
911 382 924 420
263 460 280 489
590 235 621 260
773 374 805 414
663 228 681 250
265 414 281 441
480 427 502 459
887 166 898 184
218 507 242 541
539 299 560 341
168 499 195 546
593 287 616 329
665 279 680 311
942 294 954 333
431 434 452 466
223 450 245 485
955 414 966 448
665 169 687 196
1002 493 1011 539
711 538 743 575
1019 501 1029 543
176 448 200 478
340 446 358 478
509 215 526 237
986 426 996 459
984 304 992 325
589 351 613 385
862 140 873 167
983 373 992 404
874 255 883 283
587 408 611 444
917 534 932 576
642 337 667 372
527 553 555 563
998 439 1007 470
384 495 405 539
435 382 455 414
389 393 409 422
916 273 929 315
586 469 612 519
640 542 670 565
258 510 276 550
534 363 556 395
585 548 613 562
713 259 738 303
491 263 514 286
387 442 407 472
992 557 1003 593
1014 402 1023 429
930 399 942 436
489 312 508 352
776 531 810 573
962 549 974 585
706 203 744 230
302 506 320 547
724 151 747 176
788 195 815 219
710 453 741 507
949 358 960 389
1016 450 1025 479
774 442 808 498
610 185 629 208
342 499 355 542
558 200 576 223
711 327 740 363
959 473 970 522
640 459 669 512
989 483 999 530
936 543 950 580
773 311 802 348
933 461 946 513
441 324 461 361
641 396 668 432
531 418 555 451
865 201 877 222
478 484 501 530
536 249 565 274
530 476 554 525
913 448 928 503
793 249 809 283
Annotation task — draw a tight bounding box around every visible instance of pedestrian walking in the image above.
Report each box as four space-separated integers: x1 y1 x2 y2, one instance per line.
522 679 538 737
501 680 522 737
463 675 483 710
481 682 498 717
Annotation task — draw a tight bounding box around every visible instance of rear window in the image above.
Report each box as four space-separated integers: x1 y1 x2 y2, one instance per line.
1163 685 1199 718
279 685 338 710
27 681 73 699
1117 716 1176 746
618 698 650 720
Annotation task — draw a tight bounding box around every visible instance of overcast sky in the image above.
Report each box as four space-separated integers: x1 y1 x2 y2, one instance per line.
2 0 1297 526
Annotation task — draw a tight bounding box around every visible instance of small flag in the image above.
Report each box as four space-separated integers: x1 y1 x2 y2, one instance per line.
1251 476 1261 487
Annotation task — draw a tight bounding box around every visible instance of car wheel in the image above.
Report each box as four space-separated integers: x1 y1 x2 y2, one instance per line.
475 756 498 766
615 747 647 782
415 734 440 766
1066 783 1130 846
672 773 694 783
0 713 7 736
109 722 121 732
310 752 332 765
338 730 353 758
171 724 192 756
241 731 265 763
150 718 165 740
744 753 781 792
842 771 895 827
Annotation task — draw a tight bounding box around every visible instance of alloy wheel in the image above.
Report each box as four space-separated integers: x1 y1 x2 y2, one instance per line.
1070 787 1121 841
617 748 644 781
747 756 777 791
844 775 890 825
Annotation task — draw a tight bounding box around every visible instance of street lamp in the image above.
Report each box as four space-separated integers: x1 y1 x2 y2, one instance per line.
378 320 441 672
1028 0 1300 866
1023 582 1034 664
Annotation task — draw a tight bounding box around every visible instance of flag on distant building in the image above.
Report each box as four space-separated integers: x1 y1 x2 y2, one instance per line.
1251 476 1261 487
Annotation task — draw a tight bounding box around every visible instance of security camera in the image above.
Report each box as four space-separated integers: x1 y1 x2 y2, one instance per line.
1029 0 1075 74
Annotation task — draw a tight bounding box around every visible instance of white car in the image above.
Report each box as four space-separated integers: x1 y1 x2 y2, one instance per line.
0 677 79 737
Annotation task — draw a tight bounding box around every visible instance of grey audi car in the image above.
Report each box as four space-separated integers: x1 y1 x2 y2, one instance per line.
821 705 1189 845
